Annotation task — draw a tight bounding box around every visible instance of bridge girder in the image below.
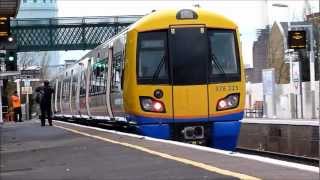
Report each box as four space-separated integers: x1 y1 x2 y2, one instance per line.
10 16 141 52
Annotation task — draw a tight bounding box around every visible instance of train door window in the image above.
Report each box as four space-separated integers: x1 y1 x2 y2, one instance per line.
112 51 123 92
57 80 61 107
137 31 168 84
169 27 208 85
89 59 107 95
71 70 77 98
208 29 240 82
62 79 67 101
64 77 71 101
79 70 86 97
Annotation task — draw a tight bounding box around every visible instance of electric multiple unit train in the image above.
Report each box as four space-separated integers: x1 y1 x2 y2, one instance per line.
52 8 245 151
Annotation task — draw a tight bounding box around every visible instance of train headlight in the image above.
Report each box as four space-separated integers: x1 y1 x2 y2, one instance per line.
216 93 239 111
140 96 166 113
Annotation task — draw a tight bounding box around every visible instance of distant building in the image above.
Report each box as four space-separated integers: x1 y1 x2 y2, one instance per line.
64 60 77 69
247 26 270 83
248 12 320 84
267 19 319 84
266 22 289 84
17 0 58 18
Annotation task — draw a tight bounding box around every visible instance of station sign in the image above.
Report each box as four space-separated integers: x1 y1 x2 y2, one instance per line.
0 17 10 41
288 30 306 49
21 87 32 94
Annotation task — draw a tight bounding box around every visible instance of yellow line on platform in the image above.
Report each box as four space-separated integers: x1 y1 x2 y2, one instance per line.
55 124 262 180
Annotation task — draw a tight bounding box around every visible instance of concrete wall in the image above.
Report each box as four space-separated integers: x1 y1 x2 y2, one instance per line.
238 123 318 159
246 81 320 119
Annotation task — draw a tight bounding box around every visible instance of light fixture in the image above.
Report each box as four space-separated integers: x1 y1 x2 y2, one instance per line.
8 36 13 42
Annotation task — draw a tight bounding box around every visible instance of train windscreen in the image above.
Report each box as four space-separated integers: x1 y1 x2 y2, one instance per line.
136 28 240 85
208 29 240 82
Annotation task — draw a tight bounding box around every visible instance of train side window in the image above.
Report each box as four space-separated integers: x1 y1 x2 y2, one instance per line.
65 78 71 100
137 31 168 84
71 71 77 98
63 78 69 101
89 59 107 95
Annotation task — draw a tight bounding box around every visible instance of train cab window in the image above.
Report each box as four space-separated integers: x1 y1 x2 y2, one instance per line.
208 30 240 82
137 31 169 84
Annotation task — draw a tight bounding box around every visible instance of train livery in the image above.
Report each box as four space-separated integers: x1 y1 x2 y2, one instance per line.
52 8 245 151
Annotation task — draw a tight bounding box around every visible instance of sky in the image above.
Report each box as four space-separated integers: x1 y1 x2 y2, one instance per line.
57 0 319 66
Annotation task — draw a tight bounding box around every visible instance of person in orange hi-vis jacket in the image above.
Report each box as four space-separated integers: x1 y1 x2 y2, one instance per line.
11 91 22 122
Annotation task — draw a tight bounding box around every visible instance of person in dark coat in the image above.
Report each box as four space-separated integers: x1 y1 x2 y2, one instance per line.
36 80 54 126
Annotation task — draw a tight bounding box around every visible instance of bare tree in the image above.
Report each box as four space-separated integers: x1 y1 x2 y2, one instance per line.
18 52 37 70
39 52 49 80
18 51 51 80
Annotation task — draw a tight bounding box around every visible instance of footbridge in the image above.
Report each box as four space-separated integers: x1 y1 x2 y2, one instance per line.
10 16 142 52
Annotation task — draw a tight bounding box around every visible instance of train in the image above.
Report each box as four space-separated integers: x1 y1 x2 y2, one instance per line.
51 8 245 151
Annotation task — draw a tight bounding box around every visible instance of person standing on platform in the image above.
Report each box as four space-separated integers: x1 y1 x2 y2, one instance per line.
36 80 54 126
10 91 22 122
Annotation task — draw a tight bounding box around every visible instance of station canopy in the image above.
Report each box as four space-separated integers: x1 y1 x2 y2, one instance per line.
0 0 20 17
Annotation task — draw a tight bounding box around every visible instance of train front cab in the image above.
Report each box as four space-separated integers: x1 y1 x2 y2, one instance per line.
124 9 245 151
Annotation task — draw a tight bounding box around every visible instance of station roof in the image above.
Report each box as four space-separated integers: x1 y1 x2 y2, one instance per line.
0 0 20 17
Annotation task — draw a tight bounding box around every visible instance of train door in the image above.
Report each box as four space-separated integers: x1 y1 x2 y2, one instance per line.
88 57 108 117
109 39 125 117
85 59 92 117
168 26 210 141
59 77 63 114
79 64 88 117
69 69 75 115
53 79 59 113
75 67 81 116
62 72 71 114
105 48 114 118
51 80 56 115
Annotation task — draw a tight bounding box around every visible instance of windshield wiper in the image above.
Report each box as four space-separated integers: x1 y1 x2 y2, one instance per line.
152 55 166 81
210 53 225 74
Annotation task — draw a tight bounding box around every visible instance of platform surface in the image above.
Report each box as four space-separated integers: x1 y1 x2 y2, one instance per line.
0 120 318 180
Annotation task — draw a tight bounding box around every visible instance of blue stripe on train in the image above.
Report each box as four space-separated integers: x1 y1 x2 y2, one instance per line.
127 112 244 125
130 112 243 151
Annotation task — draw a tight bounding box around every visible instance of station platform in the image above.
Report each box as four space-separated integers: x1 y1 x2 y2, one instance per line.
0 120 318 180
